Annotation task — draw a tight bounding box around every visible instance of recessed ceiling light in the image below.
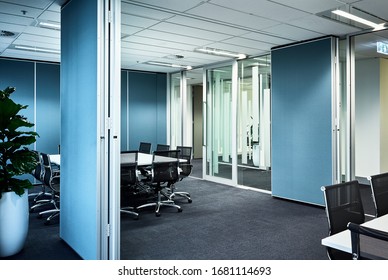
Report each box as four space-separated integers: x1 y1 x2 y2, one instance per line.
195 47 246 59
14 45 60 54
145 61 192 70
332 10 386 31
38 21 61 30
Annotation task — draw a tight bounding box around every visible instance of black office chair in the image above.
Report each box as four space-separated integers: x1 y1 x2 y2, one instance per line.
348 222 388 260
321 180 365 260
136 154 182 217
29 151 54 212
170 145 193 203
37 153 60 225
156 144 170 151
120 151 139 219
368 172 388 218
139 142 152 154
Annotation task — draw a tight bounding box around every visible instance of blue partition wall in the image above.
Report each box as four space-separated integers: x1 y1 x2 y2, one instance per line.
271 37 334 206
121 71 167 151
60 0 99 259
0 59 60 155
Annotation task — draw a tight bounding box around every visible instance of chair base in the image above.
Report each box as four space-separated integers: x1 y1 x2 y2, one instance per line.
38 208 60 225
121 207 139 220
136 192 182 217
169 191 192 203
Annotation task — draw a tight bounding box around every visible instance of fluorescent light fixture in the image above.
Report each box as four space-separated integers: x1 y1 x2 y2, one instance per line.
332 9 385 31
146 61 192 70
195 47 246 59
38 21 60 30
14 45 60 54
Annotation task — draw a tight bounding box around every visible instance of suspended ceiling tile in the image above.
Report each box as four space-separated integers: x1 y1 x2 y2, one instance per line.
0 22 27 33
167 15 249 37
222 36 275 50
123 35 196 51
136 29 213 46
121 25 143 36
210 0 309 22
123 0 206 12
290 15 361 36
186 3 279 31
262 23 323 41
205 42 264 56
122 41 180 55
16 33 60 45
2 0 54 9
121 14 159 28
0 1 42 18
39 10 60 22
270 0 343 14
1 48 59 61
122 2 174 21
13 39 59 50
353 0 388 22
23 26 60 38
151 22 233 41
0 13 34 26
241 32 294 46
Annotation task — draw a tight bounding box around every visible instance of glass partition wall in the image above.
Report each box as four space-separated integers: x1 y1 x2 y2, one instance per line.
237 56 271 191
203 55 272 191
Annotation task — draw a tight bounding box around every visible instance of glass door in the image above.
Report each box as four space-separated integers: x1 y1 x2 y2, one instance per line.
237 55 271 191
205 64 234 181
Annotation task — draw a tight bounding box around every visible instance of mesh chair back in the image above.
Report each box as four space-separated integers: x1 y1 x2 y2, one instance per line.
348 222 388 260
41 153 60 193
322 180 365 235
31 151 43 181
121 163 138 186
151 160 179 184
176 146 192 163
139 142 152 154
369 172 388 217
153 150 180 159
156 144 170 151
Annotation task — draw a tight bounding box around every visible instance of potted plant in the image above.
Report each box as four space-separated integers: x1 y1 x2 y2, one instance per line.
0 86 38 257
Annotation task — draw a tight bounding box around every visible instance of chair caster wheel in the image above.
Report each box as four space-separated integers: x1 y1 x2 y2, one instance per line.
44 220 51 225
37 214 42 219
156 212 161 217
188 199 192 203
178 208 183 212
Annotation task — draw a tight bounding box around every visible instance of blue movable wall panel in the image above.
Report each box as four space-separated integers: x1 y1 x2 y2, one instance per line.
271 37 334 206
36 63 60 154
60 0 99 259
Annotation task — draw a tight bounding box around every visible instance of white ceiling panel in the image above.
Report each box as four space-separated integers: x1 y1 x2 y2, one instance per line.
186 3 279 31
121 14 159 29
241 32 294 45
123 0 205 13
0 2 42 18
262 24 323 41
290 15 361 36
15 33 60 45
135 29 213 46
2 0 54 9
2 48 59 61
123 35 196 51
167 15 249 37
121 25 143 36
39 10 60 22
353 0 388 22
222 37 275 51
122 2 173 21
0 22 27 33
13 39 59 50
205 42 265 56
122 41 180 56
0 14 34 26
210 0 309 22
270 0 343 14
23 26 59 38
151 22 233 41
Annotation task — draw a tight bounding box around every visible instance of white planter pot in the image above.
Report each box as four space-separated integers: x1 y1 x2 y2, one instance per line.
0 192 29 257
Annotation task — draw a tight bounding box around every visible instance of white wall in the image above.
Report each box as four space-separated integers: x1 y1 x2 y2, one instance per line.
355 58 380 178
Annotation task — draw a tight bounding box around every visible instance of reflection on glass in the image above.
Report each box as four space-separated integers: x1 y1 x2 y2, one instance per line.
170 72 181 148
206 65 233 179
237 55 271 191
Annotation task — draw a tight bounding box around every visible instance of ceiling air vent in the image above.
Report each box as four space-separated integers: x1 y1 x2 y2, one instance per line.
0 30 16 37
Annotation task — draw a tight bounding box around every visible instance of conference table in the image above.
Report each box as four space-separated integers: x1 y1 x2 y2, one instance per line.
321 214 388 253
49 152 185 167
